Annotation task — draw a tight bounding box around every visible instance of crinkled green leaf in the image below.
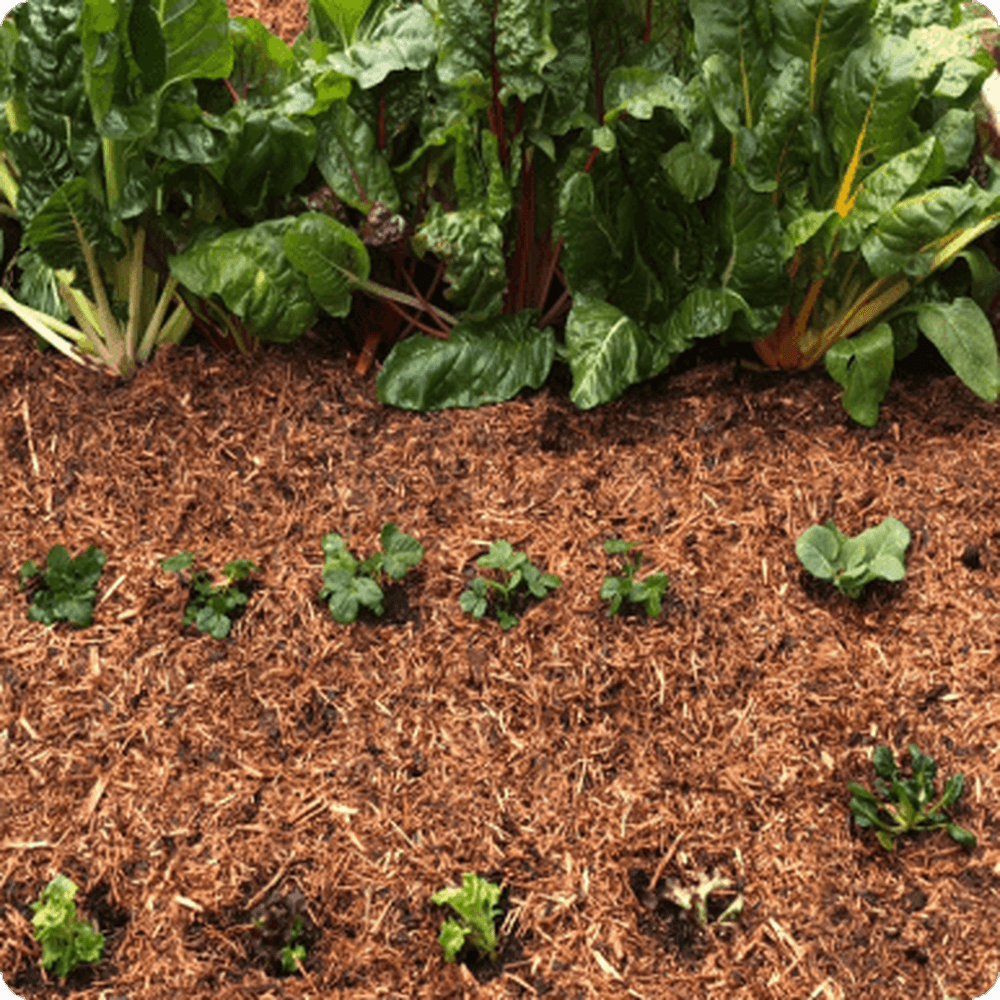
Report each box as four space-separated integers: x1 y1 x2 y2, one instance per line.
377 311 554 411
283 211 370 319
556 172 622 300
378 523 424 579
659 141 720 203
167 218 318 342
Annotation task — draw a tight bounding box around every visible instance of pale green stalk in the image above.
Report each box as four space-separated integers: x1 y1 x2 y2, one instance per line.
0 156 18 208
0 288 93 364
57 281 115 369
157 291 193 347
356 276 458 326
136 276 191 360
123 225 146 358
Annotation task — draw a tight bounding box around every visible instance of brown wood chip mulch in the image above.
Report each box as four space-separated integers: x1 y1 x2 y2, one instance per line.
0 318 999 1000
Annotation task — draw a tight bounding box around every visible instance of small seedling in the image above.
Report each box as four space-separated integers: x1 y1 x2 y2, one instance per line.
459 539 561 630
318 522 424 623
18 545 107 628
431 873 502 963
161 551 261 639
280 915 307 973
600 538 670 617
657 871 744 928
796 517 910 599
29 874 105 980
848 744 976 851
253 913 307 974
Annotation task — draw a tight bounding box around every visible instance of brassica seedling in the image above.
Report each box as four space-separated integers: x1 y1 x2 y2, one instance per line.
796 517 910 598
19 545 107 628
459 539 561 630
431 873 502 963
658 872 744 928
29 874 105 980
161 552 260 639
318 523 424 624
848 744 976 851
600 538 670 617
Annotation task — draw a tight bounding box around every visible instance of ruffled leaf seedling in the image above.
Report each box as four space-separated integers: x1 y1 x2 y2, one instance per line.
431 873 502 963
600 538 670 617
796 518 910 599
459 539 561 630
161 552 261 639
19 544 107 628
848 744 976 851
29 874 105 981
318 523 424 624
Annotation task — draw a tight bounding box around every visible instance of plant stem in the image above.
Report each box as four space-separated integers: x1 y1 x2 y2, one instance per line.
0 288 93 366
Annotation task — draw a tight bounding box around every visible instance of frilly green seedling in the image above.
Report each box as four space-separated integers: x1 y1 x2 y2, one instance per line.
29 874 105 980
431 873 502 963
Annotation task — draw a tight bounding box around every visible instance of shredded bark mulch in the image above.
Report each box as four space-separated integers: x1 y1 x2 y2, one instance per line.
1 318 998 1000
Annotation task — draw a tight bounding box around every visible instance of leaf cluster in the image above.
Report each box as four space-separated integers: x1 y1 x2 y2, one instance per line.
252 913 306 974
161 551 261 639
459 539 561 631
795 518 910 599
29 874 105 980
318 523 424 624
655 871 744 928
848 744 976 851
600 538 670 617
431 873 502 963
18 544 106 628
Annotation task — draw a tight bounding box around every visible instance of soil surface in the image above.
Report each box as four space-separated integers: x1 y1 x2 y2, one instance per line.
2 2 1000 998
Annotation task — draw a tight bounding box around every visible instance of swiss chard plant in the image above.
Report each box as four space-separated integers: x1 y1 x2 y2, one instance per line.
0 0 253 375
18 544 106 628
161 551 260 639
600 538 670 617
29 874 105 981
459 539 561 630
686 0 1000 424
848 744 976 851
318 522 424 624
796 517 910 599
431 873 503 964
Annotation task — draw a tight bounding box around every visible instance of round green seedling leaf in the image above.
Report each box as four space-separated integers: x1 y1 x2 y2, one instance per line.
795 524 841 580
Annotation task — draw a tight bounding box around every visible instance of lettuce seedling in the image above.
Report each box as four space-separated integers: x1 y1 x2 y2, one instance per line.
29 874 105 980
796 518 910 599
600 539 670 617
19 545 107 628
848 744 976 851
431 873 502 963
459 539 561 630
161 552 261 639
318 523 424 624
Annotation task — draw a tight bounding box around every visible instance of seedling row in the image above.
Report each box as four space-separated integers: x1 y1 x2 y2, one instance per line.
13 517 979 986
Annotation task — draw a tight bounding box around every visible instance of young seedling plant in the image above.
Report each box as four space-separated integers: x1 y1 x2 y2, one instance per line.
796 517 911 599
459 539 561 630
18 545 107 628
318 523 424 624
251 914 306 974
848 744 976 851
600 539 670 617
29 874 105 981
161 552 261 639
432 873 502 963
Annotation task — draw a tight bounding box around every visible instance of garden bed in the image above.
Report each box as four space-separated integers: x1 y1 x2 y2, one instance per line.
1 320 999 999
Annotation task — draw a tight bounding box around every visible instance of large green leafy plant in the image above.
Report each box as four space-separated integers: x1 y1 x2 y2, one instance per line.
0 0 244 375
689 0 1000 424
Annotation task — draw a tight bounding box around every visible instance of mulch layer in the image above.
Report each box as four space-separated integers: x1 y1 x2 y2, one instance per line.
0 317 999 1000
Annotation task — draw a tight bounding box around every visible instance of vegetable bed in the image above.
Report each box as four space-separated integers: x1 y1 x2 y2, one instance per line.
1 325 999 999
